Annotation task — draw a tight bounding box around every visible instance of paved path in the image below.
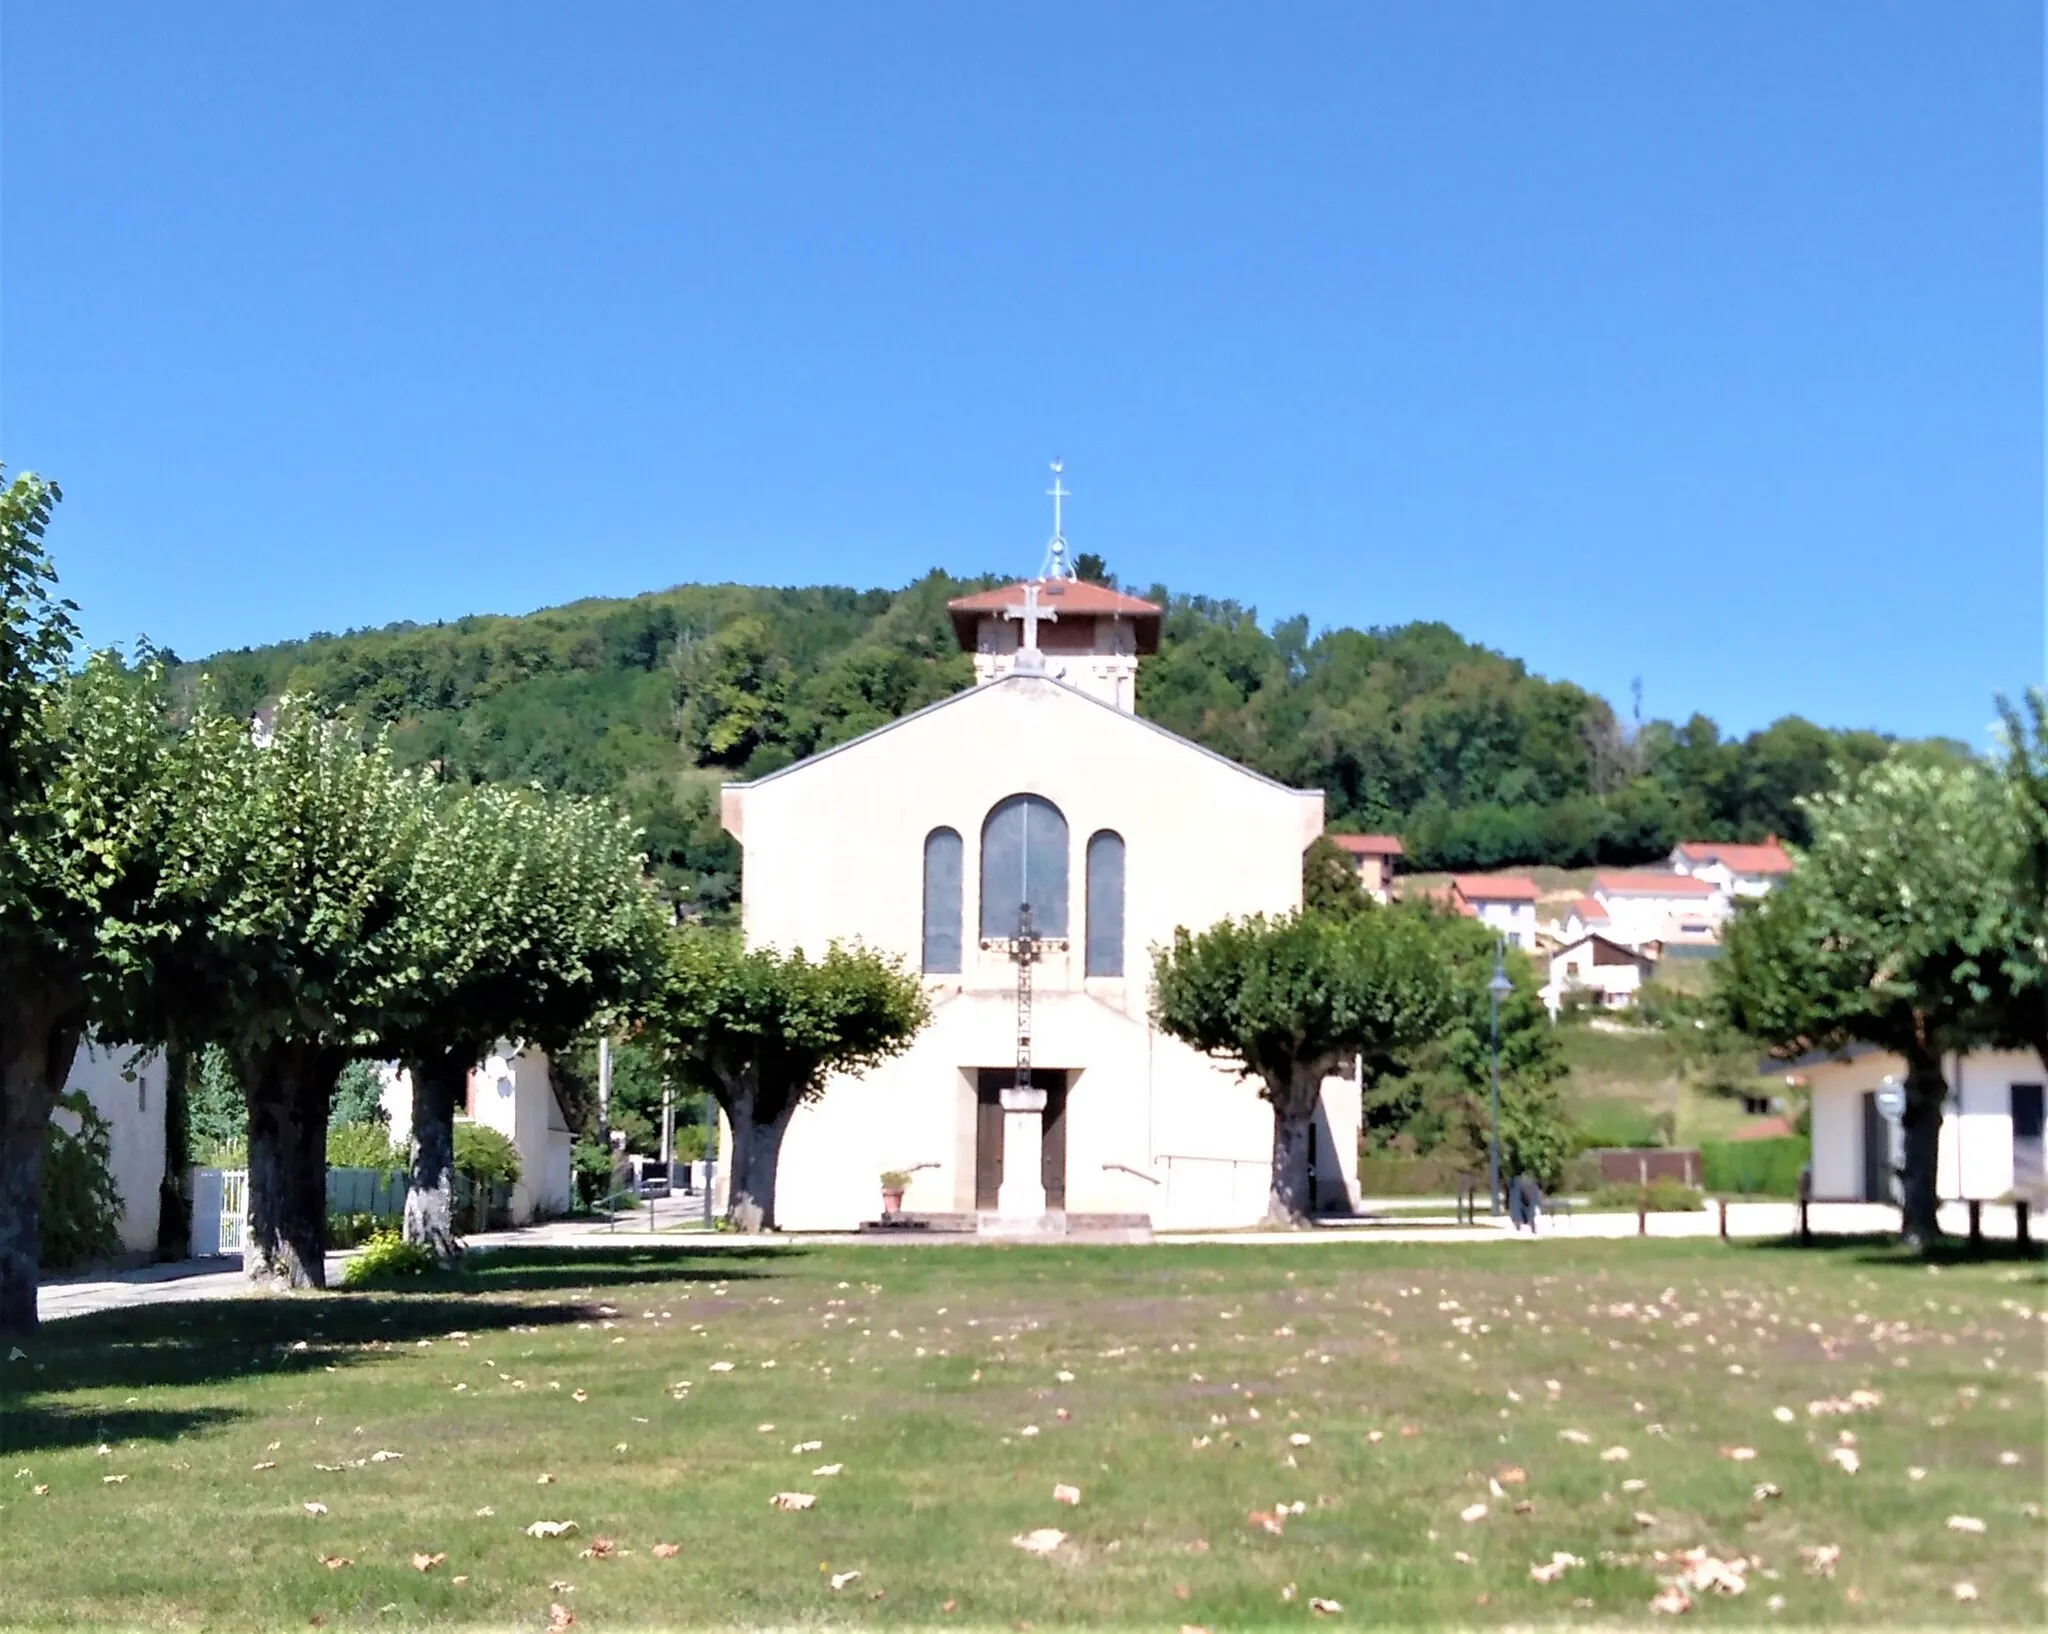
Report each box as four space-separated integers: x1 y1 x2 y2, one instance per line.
33 1200 2029 1326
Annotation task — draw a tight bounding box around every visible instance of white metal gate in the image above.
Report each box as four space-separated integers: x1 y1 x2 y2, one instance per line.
218 1169 248 1254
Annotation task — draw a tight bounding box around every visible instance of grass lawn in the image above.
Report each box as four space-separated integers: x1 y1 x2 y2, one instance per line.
1557 1023 1763 1149
4 1239 2043 1630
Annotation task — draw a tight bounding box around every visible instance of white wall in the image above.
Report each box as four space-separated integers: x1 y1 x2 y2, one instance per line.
1470 900 1537 950
1806 1048 2045 1202
378 1046 574 1224
56 1040 167 1257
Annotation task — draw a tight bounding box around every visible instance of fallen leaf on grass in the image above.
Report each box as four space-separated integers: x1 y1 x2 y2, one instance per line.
1558 1430 1592 1445
812 1464 843 1476
411 1553 446 1572
1308 1597 1342 1615
474 1506 495 1518
830 1570 862 1590
101 1474 127 1485
1459 1503 1488 1523
1720 1446 1757 1462
770 1492 816 1511
1053 1483 1081 1505
320 1556 352 1570
252 1461 276 1472
1752 1483 1781 1501
1946 1515 1986 1534
1529 1551 1585 1584
525 1520 579 1538
1634 1511 1658 1528
302 1502 328 1516
1601 1447 1631 1463
1496 1465 1526 1485
1907 1467 1927 1481
537 1473 555 1485
1800 1544 1840 1577
1288 1433 1312 1447
31 1485 47 1496
570 1390 588 1404
1826 1447 1860 1474
1650 1584 1692 1615
369 1450 402 1463
792 1440 822 1453
1012 1528 1065 1554
1248 1510 1285 1536
1954 1582 1979 1601
650 1543 680 1559
548 1605 575 1629
578 1538 617 1560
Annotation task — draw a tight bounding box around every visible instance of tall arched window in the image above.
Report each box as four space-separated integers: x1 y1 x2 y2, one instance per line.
979 795 1070 940
1085 829 1125 976
922 827 963 973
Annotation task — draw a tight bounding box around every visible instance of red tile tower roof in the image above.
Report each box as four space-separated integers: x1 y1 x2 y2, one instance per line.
1675 839 1794 875
1594 870 1720 897
947 579 1163 654
1451 873 1541 903
1328 833 1405 857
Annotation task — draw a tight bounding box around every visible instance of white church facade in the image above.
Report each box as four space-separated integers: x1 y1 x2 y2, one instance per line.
719 544 1363 1233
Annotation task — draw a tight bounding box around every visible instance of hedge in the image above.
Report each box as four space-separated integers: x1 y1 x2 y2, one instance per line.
1701 1136 1807 1198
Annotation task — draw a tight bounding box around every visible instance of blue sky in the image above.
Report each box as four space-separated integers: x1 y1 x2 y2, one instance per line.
3 3 2040 741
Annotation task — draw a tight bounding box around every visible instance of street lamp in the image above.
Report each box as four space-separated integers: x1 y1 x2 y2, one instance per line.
1488 944 1514 1217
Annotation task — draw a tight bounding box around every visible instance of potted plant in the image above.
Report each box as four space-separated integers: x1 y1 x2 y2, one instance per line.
879 1170 912 1216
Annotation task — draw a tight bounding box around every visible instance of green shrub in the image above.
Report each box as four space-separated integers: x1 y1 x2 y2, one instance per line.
340 1230 438 1287
454 1122 521 1188
327 1122 404 1172
1702 1136 1808 1198
326 1210 386 1249
41 1091 123 1270
1588 1179 1705 1213
1355 1151 1475 1197
572 1139 615 1209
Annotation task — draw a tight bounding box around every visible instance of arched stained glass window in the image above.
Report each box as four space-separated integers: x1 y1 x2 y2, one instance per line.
1085 830 1125 976
979 795 1070 940
922 827 963 973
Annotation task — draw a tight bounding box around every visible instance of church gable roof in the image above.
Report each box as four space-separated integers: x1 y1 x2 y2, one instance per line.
725 671 1313 800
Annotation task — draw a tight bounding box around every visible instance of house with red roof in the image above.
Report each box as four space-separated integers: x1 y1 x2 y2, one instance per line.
1589 869 1729 950
1327 832 1404 902
1669 837 1794 899
1450 873 1541 949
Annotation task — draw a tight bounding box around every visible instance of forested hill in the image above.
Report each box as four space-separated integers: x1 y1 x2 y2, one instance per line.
175 567 1907 909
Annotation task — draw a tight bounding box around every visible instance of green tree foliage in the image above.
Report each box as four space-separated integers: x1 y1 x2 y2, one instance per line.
325 1121 404 1172
186 1045 246 1159
1301 834 1370 918
1992 691 2047 1071
363 781 664 1258
144 697 427 1289
1150 907 1458 1224
1358 912 1569 1189
172 573 1916 892
0 469 196 1331
641 930 930 1232
330 1060 387 1129
1718 754 2012 1245
39 1089 122 1270
453 1121 521 1188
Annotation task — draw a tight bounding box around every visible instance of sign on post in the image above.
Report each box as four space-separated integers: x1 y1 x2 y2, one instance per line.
1874 1079 1906 1121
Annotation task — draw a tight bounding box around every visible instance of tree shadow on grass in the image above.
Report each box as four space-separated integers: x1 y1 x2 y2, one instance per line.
0 1401 243 1458
1742 1232 2047 1278
6 1244 802 1411
448 1242 800 1295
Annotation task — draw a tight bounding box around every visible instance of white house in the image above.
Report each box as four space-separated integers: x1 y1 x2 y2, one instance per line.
1589 870 1728 950
1328 833 1403 903
1539 933 1655 1016
1560 894 1613 944
380 1045 574 1224
716 558 1360 1233
1450 874 1540 950
54 1039 169 1259
1796 1045 2045 1204
1670 838 1794 899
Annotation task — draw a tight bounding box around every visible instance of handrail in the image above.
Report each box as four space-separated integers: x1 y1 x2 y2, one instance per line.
1102 1162 1162 1186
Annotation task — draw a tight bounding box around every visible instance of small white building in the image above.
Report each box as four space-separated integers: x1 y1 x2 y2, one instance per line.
1590 870 1728 950
1450 875 1540 950
1539 934 1654 1016
1560 894 1612 944
1797 1045 2045 1204
1670 838 1793 898
1328 833 1404 903
54 1040 169 1259
380 1045 575 1224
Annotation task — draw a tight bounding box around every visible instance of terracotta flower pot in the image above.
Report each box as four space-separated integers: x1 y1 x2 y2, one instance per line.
881 1188 905 1215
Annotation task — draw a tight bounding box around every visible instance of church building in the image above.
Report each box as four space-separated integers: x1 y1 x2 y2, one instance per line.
719 486 1360 1232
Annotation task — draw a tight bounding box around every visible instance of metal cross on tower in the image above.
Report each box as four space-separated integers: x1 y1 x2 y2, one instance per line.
1041 457 1077 581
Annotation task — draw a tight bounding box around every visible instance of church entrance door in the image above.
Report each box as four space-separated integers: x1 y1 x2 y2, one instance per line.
975 1069 1068 1211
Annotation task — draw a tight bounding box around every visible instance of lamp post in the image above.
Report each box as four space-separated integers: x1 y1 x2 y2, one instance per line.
1488 945 1513 1217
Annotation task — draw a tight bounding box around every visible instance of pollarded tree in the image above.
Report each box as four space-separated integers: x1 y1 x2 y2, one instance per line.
1719 752 2010 1246
1151 907 1457 1225
1992 691 2047 1072
641 930 929 1232
365 783 665 1259
150 696 427 1288
0 470 193 1333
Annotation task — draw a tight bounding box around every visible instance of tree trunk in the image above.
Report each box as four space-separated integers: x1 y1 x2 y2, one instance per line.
1264 1066 1322 1227
1898 1044 1947 1249
404 1047 471 1263
0 986 84 1336
725 1086 793 1233
242 1042 345 1289
156 1044 192 1261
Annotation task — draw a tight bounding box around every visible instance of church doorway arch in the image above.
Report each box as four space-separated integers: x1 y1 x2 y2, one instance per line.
980 794 1071 940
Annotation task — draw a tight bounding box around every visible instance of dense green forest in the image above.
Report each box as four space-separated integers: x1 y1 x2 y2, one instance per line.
172 565 1917 908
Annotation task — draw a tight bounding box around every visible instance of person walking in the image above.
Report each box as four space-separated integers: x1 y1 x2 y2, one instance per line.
1509 1172 1543 1233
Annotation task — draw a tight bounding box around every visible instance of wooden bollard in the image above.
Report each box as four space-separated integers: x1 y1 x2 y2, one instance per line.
1718 1198 1729 1241
2019 1201 2032 1250
1637 1199 1648 1237
1969 1199 1982 1246
1798 1199 1811 1245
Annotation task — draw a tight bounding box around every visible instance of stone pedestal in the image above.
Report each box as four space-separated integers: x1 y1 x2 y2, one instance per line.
980 1085 1066 1237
